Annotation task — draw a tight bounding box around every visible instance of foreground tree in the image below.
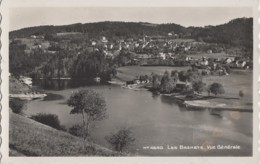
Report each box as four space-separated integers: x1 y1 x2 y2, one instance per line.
208 83 225 96
105 127 135 152
67 89 107 139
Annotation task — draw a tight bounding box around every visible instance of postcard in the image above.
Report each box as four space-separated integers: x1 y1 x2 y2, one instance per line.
1 0 259 163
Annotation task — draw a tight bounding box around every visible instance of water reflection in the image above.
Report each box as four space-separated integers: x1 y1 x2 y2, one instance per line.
43 93 64 101
33 79 100 90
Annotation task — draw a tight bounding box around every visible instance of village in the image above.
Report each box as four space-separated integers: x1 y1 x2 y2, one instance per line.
10 30 253 104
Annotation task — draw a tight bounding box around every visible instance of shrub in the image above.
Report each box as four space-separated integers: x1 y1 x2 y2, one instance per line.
208 83 225 96
69 124 85 138
30 113 66 131
9 98 27 115
105 128 135 152
239 90 244 98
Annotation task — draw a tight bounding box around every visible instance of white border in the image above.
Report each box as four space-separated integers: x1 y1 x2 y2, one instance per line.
1 0 259 163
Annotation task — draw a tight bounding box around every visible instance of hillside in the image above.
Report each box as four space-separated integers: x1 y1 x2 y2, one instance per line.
9 18 253 48
10 22 186 39
9 111 118 156
188 18 253 49
9 76 31 94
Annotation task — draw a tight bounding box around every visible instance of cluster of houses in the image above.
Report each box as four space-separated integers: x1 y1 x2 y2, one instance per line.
12 32 252 71
87 34 225 60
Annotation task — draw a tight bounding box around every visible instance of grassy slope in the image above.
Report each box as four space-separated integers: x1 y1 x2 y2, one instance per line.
9 112 118 156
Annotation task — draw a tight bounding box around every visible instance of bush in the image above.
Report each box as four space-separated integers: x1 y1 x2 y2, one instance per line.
69 124 85 138
30 113 66 131
105 128 135 152
208 83 225 96
9 98 27 115
239 90 244 98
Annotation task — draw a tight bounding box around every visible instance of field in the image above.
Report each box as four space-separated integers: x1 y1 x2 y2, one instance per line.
9 112 118 156
17 38 50 49
56 32 83 36
201 69 253 110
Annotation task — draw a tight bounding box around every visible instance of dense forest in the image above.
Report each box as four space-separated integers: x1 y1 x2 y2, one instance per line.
10 18 253 49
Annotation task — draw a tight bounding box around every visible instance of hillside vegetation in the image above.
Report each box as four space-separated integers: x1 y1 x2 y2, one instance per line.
9 112 118 156
9 76 31 94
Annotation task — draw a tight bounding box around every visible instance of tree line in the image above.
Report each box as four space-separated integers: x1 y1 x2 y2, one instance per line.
9 42 117 82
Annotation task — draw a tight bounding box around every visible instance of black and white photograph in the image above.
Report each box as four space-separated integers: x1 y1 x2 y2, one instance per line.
2 1 259 163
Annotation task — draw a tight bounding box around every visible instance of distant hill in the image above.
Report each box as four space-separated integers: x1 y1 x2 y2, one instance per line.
10 22 186 39
10 18 253 48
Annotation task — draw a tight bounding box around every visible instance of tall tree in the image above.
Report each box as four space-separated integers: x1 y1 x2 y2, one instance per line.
67 89 107 139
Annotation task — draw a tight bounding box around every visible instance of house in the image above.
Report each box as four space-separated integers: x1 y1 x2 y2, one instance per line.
93 77 101 83
138 54 150 59
101 36 108 43
107 43 114 50
133 79 141 84
91 41 97 46
207 50 213 54
30 35 37 39
200 56 209 66
134 43 140 47
223 57 235 64
186 56 193 61
236 60 247 68
175 81 191 92
20 76 32 86
159 53 166 60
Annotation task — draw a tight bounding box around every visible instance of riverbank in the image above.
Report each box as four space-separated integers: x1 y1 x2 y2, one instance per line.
9 111 119 156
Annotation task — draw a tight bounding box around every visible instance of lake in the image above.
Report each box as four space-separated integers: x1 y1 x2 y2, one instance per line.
26 79 252 156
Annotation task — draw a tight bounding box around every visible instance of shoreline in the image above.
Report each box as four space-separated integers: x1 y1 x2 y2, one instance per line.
184 100 252 112
109 78 253 112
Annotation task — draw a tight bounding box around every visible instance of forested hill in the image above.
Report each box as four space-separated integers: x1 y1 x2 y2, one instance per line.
10 17 253 48
187 18 253 49
9 22 186 39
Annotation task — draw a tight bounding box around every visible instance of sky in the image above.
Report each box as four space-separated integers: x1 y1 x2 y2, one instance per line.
10 7 252 31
